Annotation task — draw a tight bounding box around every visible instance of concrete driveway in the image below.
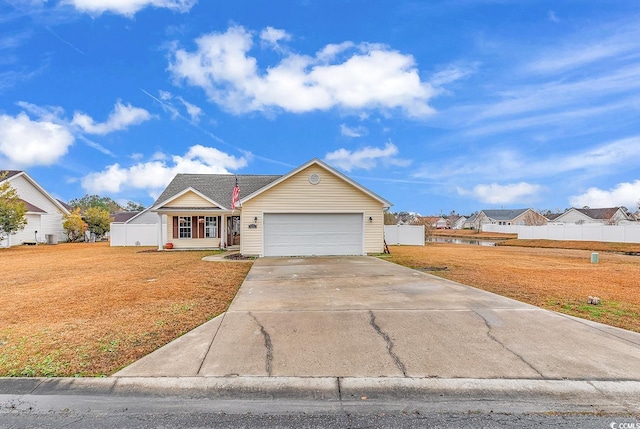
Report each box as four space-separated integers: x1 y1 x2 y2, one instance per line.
116 256 640 380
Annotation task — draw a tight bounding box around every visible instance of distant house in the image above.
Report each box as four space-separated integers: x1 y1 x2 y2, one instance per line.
1 170 70 247
435 217 449 229
450 215 467 230
552 207 636 225
111 211 141 223
473 208 547 231
545 213 563 222
463 213 478 229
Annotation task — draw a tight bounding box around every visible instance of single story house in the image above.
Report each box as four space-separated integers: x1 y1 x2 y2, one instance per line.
472 208 547 231
449 215 467 230
551 207 636 225
1 170 70 247
147 159 392 257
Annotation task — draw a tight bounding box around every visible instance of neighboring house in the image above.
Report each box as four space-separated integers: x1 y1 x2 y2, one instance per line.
552 207 636 225
450 215 467 230
148 159 392 256
545 213 563 222
435 217 449 229
111 211 141 223
463 213 478 229
472 208 547 231
0 170 70 247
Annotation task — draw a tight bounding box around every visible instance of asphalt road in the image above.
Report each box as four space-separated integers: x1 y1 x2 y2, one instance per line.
2 395 638 429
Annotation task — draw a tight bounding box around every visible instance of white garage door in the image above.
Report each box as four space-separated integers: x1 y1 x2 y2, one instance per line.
263 213 363 257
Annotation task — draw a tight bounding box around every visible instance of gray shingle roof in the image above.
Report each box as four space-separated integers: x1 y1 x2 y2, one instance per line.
154 174 282 209
481 209 529 221
112 211 141 223
1 170 22 181
574 207 629 220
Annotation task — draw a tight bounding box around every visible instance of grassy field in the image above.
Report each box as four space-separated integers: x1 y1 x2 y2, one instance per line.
385 244 640 333
0 242 250 377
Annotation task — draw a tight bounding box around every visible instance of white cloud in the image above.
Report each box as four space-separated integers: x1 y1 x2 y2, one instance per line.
72 101 152 135
457 182 543 205
81 145 247 195
63 0 196 17
548 11 559 23
526 21 640 74
324 142 410 172
260 27 291 51
569 180 640 209
340 124 367 138
0 112 74 166
429 63 476 87
176 96 202 122
414 136 640 182
168 25 435 118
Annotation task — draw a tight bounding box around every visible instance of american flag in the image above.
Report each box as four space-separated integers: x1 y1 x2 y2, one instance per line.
231 176 240 211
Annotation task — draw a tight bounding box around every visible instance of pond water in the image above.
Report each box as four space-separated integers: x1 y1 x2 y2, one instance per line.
427 236 497 246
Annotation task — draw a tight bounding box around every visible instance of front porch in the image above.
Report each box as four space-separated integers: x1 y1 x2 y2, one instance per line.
156 211 242 251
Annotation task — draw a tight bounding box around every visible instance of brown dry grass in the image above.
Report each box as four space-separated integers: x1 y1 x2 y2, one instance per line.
386 244 640 332
0 242 251 377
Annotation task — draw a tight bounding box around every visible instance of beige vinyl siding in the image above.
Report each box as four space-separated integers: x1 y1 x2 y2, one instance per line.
241 164 385 256
164 191 219 208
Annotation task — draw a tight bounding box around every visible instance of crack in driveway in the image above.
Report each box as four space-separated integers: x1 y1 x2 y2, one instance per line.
472 309 544 378
250 312 273 376
369 310 407 377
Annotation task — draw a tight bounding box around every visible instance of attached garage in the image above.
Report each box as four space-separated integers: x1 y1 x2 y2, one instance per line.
263 213 364 257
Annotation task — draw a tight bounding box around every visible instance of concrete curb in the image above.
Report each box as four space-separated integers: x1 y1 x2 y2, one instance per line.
1 377 639 412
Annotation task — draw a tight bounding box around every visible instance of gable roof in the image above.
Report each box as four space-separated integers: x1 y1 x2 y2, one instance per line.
240 158 392 207
0 170 23 181
57 199 72 212
481 208 529 221
1 170 70 215
153 174 281 210
574 207 631 221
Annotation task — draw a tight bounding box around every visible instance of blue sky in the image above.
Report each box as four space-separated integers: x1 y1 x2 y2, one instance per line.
1 0 640 215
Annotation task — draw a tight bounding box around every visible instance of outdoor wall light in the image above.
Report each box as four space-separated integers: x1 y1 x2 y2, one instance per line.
369 216 373 223
254 216 258 223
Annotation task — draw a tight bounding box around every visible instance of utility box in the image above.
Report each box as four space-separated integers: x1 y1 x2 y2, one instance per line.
45 234 58 244
591 252 599 264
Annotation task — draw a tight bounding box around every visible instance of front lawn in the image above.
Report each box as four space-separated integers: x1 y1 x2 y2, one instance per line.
0 242 251 377
386 244 640 333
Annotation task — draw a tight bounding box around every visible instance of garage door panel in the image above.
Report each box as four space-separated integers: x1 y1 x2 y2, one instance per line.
264 213 363 257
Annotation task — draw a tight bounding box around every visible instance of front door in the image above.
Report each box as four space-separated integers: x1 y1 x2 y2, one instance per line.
227 216 240 246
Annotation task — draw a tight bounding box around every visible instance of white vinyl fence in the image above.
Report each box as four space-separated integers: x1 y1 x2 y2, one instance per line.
110 223 158 246
384 225 425 246
482 224 640 243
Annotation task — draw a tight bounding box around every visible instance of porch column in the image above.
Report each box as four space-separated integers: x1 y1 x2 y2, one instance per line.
157 213 163 251
221 215 226 248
